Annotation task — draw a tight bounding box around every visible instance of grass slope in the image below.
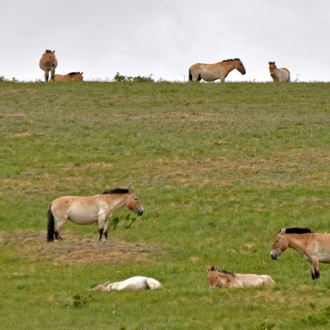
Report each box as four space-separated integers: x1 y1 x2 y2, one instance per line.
1 81 330 329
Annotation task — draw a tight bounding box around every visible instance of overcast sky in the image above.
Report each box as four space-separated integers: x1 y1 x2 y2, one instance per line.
1 1 329 82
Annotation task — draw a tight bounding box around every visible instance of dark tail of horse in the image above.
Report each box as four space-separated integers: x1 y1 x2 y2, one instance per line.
188 69 193 81
188 69 201 81
47 204 55 242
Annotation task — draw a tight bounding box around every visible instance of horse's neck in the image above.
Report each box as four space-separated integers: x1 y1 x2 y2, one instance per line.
105 194 128 210
225 61 236 73
287 234 310 254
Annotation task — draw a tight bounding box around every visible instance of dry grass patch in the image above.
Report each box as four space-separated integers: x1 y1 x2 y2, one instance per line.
0 231 152 265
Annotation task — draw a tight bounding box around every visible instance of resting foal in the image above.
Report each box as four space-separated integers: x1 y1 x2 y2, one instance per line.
91 276 163 292
207 266 275 288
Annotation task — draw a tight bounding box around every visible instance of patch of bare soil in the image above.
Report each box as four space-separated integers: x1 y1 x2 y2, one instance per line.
0 231 151 265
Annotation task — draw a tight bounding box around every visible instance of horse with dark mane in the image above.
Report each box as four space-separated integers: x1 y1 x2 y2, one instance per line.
189 58 246 83
268 61 290 82
47 188 144 242
39 50 58 82
55 72 84 81
206 266 275 288
270 227 330 279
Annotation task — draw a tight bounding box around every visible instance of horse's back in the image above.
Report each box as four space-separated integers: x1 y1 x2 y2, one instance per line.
189 63 222 82
116 276 162 291
272 68 290 82
50 195 100 224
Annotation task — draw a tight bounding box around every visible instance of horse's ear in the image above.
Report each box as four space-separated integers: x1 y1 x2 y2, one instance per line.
81 72 83 75
206 266 210 272
128 186 133 193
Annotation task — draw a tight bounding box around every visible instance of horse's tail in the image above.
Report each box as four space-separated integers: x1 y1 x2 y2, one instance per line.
47 203 55 242
188 69 193 81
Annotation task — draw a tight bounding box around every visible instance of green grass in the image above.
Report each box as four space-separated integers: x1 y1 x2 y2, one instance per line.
1 81 330 329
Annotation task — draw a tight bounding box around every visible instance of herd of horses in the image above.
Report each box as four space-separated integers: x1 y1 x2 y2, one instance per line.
46 187 330 291
39 49 290 83
40 47 322 291
39 50 83 82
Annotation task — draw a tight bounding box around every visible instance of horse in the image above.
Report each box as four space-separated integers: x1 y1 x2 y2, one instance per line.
39 50 58 82
206 266 275 288
189 58 246 83
47 188 144 242
55 72 84 81
90 276 163 292
270 227 330 280
268 61 290 82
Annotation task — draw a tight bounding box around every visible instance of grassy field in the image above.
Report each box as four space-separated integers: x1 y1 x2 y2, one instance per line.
1 80 330 329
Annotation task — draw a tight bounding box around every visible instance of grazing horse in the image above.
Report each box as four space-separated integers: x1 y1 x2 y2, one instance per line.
268 61 290 82
47 188 144 242
270 227 330 280
189 58 246 83
39 50 58 82
206 266 275 288
55 72 84 81
91 276 163 292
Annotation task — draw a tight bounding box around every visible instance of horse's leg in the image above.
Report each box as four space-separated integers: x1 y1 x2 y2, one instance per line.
50 67 56 81
54 219 66 240
44 70 49 82
103 219 110 240
308 258 320 280
97 215 107 241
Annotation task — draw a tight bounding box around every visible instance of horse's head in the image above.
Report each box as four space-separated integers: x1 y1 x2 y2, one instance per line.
206 266 224 288
270 228 288 260
235 59 246 75
126 190 144 216
68 72 84 81
44 50 57 67
269 61 276 74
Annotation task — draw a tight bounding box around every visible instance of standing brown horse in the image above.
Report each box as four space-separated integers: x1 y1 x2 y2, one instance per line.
270 227 330 279
189 58 246 83
47 188 144 242
39 50 58 82
55 72 84 81
268 61 290 82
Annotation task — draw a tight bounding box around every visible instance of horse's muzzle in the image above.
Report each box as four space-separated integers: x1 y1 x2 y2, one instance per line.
136 207 144 216
270 252 278 260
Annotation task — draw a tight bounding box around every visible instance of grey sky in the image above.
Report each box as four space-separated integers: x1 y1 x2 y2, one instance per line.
1 0 329 82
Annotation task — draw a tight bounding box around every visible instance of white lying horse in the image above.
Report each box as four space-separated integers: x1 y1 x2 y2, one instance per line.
207 266 275 288
91 276 163 292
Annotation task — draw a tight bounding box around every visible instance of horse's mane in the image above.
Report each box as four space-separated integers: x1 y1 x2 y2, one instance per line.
218 269 235 276
102 188 130 195
222 58 240 62
283 227 312 234
208 266 234 276
68 72 81 75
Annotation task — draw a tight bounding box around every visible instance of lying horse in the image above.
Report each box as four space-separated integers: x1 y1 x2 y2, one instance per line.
55 72 84 81
206 266 275 288
268 61 290 82
47 188 144 242
91 276 163 292
270 227 330 279
189 58 246 83
39 50 58 81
